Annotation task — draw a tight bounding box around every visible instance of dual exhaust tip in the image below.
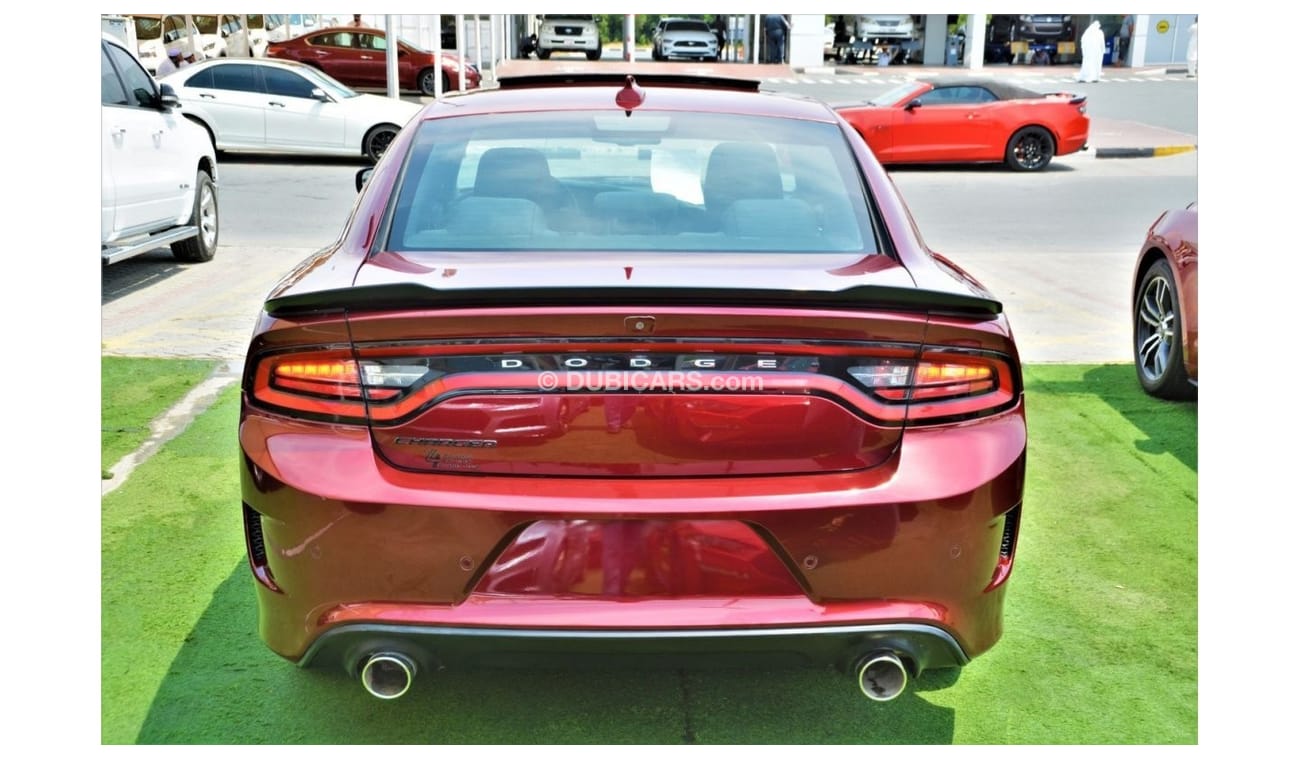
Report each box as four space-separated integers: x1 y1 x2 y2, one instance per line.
359 652 416 700
358 649 910 702
855 651 909 702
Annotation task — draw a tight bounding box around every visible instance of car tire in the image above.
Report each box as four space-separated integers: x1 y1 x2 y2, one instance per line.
586 49 602 61
363 124 400 163
171 169 218 263
1133 258 1195 400
537 49 551 60
1005 126 1055 171
418 68 442 96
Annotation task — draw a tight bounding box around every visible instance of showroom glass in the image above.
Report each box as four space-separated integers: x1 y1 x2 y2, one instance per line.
387 111 878 254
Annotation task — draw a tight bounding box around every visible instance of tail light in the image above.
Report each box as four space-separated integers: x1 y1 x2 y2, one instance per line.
250 349 443 423
847 351 1017 424
249 345 1018 427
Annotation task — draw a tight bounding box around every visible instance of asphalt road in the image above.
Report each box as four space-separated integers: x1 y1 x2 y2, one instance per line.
100 74 1197 366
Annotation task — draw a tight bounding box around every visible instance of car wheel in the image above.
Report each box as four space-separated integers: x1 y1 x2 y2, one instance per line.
1134 258 1195 399
363 124 400 163
171 169 218 263
586 49 602 61
1005 126 1055 171
537 49 551 60
418 68 441 96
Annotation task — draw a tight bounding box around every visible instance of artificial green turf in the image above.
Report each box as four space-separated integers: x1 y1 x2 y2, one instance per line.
101 356 217 477
100 361 1196 744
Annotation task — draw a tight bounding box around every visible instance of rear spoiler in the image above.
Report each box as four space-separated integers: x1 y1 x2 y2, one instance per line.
265 283 1002 318
1046 91 1087 105
496 72 761 92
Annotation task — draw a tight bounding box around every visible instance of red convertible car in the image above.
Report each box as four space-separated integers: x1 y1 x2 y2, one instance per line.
266 26 480 96
239 72 1027 703
836 77 1090 171
1132 203 1197 399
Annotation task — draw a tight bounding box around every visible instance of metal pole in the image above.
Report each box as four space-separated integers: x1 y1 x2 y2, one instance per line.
433 13 443 98
457 13 466 93
473 14 483 77
752 15 760 63
489 14 498 80
385 14 398 99
624 14 635 62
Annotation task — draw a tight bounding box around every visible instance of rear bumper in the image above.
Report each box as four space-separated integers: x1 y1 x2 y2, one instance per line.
301 621 970 675
241 402 1026 669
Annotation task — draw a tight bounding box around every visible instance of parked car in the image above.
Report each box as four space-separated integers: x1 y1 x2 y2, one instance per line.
1007 14 1075 42
101 33 219 265
239 71 1027 703
159 58 420 162
265 13 321 44
1132 203 1198 399
266 26 480 96
132 14 199 74
535 14 601 60
835 77 1090 171
854 14 919 41
652 18 719 61
245 13 270 57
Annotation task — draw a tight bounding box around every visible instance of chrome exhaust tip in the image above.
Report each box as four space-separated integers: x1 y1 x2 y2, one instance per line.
855 651 908 702
360 652 416 700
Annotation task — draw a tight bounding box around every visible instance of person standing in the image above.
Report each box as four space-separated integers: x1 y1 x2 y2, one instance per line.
833 15 849 61
156 47 183 77
712 14 727 59
1185 17 1198 77
1076 20 1104 82
763 14 789 63
1117 14 1134 66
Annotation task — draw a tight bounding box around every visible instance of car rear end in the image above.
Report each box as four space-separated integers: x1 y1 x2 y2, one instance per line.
239 75 1026 702
1041 91 1091 156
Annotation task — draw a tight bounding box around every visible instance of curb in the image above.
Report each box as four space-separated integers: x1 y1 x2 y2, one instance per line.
1094 145 1197 159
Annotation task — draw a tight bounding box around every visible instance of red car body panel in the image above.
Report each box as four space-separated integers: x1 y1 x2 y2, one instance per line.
266 26 480 92
1133 203 1198 380
239 76 1028 690
836 79 1090 166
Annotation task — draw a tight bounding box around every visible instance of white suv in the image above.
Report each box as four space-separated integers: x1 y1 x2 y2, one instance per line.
535 14 601 60
101 33 219 265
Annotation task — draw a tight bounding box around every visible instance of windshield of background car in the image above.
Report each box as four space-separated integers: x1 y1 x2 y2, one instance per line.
134 16 162 40
868 82 921 106
666 21 711 32
297 66 358 99
193 16 219 34
385 110 878 254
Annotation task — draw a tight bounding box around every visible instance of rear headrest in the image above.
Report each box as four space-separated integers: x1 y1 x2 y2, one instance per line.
702 142 784 210
473 147 557 198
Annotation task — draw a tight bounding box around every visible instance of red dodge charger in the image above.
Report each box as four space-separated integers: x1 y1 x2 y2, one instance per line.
239 72 1028 702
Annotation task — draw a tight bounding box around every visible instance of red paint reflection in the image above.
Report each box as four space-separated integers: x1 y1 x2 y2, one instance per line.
478 520 802 598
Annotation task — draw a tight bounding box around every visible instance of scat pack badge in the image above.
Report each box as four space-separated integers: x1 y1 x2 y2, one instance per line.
424 449 479 472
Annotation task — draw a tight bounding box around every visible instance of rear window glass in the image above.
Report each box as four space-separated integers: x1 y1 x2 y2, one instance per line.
385 110 878 255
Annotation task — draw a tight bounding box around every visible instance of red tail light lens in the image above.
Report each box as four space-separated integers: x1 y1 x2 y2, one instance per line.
849 353 1016 424
252 351 432 422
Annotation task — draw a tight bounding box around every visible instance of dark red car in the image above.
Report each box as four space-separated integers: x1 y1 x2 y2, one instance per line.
239 72 1027 703
266 25 480 96
836 77 1090 171
1132 202 1198 399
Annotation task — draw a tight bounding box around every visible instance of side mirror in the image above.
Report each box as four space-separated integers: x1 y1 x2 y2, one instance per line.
311 87 330 101
903 98 922 111
356 167 374 192
158 82 182 110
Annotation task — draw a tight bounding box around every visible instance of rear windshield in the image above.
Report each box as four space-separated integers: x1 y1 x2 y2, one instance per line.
385 110 878 254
